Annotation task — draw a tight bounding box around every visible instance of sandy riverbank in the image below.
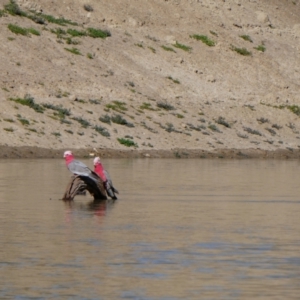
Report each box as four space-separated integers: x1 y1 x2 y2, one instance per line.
0 146 300 159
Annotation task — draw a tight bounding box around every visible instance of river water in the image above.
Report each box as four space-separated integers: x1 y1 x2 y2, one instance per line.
0 158 299 299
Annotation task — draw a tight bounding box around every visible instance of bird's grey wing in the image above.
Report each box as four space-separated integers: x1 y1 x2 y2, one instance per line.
68 160 92 177
104 170 119 194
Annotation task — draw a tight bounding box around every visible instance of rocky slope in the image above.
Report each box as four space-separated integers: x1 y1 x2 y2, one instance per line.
0 0 300 158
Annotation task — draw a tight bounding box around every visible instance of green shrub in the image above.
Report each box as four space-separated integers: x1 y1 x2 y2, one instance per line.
272 124 282 130
157 101 175 111
42 103 71 118
208 124 221 132
266 128 276 135
51 27 67 37
4 127 14 132
216 116 230 128
9 94 44 113
148 46 156 53
86 27 111 38
5 0 26 16
28 28 40 36
18 117 30 125
37 13 77 26
165 123 175 133
3 118 14 123
94 125 110 137
190 34 215 46
161 45 176 52
99 114 111 124
87 53 94 59
8 24 28 36
117 138 138 147
167 76 180 84
65 129 73 134
230 45 252 56
173 41 192 52
111 114 134 127
67 28 86 37
254 44 266 52
287 105 300 116
64 47 82 55
0 9 6 17
140 103 155 110
240 35 253 43
105 100 127 112
52 132 61 137
243 127 262 136
89 99 101 105
176 114 184 119
72 116 90 127
257 117 269 124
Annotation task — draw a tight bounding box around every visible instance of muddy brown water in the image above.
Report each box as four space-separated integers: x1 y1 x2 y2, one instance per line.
0 158 299 299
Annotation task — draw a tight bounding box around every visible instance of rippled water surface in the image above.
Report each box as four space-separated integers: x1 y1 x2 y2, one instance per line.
0 158 299 299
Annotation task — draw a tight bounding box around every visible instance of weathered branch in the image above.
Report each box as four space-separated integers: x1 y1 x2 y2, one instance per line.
62 175 107 201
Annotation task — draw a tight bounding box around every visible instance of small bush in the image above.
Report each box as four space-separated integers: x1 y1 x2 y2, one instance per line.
37 13 77 26
42 103 71 119
173 41 192 52
165 123 175 133
89 99 101 104
230 45 252 56
65 129 73 134
94 125 110 137
240 35 253 43
157 101 175 111
72 116 90 128
243 127 262 136
265 128 276 135
18 117 30 125
8 24 28 36
176 114 184 119
167 76 180 84
140 103 155 110
87 53 94 59
287 105 300 116
87 27 111 38
216 116 230 128
190 34 215 47
272 124 282 130
111 114 134 127
105 100 127 112
28 28 40 36
117 138 138 147
5 1 26 17
51 27 67 37
4 127 14 132
161 45 176 52
9 94 44 113
52 132 61 137
208 124 221 132
67 28 86 37
254 44 266 52
257 117 269 124
99 114 111 124
64 47 82 55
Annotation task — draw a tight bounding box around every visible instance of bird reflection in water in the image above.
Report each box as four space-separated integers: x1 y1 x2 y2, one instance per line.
64 199 116 223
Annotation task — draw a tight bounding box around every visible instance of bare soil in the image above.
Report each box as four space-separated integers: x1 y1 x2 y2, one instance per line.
0 0 300 159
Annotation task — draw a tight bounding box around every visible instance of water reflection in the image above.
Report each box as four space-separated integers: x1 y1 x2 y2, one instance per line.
0 159 299 299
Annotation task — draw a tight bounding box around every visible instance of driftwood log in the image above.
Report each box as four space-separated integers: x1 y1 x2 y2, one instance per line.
62 175 107 201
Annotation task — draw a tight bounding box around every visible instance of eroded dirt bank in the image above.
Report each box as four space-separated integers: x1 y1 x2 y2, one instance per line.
1 146 300 159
